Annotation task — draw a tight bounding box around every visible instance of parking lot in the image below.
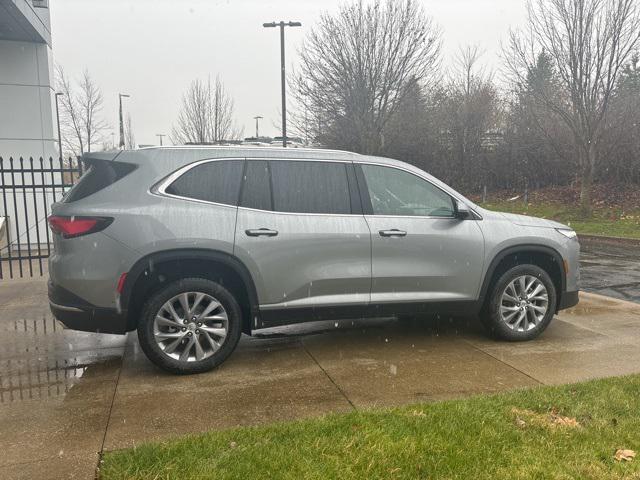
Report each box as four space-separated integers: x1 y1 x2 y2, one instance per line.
1 237 640 479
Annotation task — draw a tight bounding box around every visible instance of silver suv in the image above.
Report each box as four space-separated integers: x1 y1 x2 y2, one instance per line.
48 147 580 374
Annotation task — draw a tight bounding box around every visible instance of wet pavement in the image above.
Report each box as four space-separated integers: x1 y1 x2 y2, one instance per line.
1 239 639 479
580 236 640 303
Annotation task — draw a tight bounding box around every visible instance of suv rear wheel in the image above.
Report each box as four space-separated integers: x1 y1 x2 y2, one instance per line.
137 278 242 374
482 264 557 341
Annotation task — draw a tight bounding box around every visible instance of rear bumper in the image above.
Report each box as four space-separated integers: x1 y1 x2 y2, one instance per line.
48 281 128 334
558 290 579 311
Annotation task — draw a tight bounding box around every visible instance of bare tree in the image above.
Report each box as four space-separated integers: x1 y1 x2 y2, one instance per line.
78 70 107 153
505 0 640 215
56 66 84 157
292 0 442 154
56 67 108 156
171 76 242 145
445 46 501 185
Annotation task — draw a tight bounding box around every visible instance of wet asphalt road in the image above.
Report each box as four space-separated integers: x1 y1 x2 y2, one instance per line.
579 236 640 303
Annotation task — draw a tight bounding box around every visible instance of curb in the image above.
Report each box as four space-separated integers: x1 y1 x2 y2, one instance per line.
578 234 640 246
579 291 640 308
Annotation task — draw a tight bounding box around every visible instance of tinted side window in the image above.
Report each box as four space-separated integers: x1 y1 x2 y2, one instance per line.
165 160 243 205
240 160 272 210
270 161 351 214
360 164 454 217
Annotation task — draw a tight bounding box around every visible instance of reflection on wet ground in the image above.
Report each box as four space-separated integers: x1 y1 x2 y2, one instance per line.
0 237 639 478
0 308 125 405
0 279 125 479
580 237 640 303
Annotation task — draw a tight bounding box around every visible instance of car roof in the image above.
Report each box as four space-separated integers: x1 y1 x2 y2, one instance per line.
104 145 414 169
135 145 360 161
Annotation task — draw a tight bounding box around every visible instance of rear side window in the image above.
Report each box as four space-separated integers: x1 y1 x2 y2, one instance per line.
64 160 136 203
165 160 244 205
240 160 272 210
269 161 351 214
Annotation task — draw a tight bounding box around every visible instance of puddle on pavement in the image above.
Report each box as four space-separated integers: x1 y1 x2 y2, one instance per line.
0 313 125 405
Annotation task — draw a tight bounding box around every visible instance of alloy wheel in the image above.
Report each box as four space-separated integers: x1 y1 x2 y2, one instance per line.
499 275 549 332
153 292 228 362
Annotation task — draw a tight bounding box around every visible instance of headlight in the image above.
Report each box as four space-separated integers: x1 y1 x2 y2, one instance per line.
556 228 577 239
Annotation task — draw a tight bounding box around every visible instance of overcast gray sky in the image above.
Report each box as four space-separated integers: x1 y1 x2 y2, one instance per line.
50 0 526 146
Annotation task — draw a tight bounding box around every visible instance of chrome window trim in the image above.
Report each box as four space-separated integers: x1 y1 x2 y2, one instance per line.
237 205 363 218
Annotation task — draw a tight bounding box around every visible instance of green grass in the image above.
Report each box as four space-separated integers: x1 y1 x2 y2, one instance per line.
101 375 640 480
480 200 640 239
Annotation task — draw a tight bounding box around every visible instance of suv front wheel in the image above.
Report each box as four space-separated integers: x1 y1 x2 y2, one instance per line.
138 278 242 374
482 264 557 341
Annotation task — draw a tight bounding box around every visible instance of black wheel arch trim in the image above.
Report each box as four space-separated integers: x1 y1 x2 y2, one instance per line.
479 244 567 308
120 248 260 329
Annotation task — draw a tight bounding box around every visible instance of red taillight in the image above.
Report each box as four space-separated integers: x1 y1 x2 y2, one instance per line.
47 215 112 239
116 272 127 294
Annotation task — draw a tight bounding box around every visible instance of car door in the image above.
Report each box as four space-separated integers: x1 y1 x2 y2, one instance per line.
234 158 371 326
355 163 485 310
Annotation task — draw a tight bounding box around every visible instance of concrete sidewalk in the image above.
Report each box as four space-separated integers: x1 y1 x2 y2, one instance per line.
1 278 640 479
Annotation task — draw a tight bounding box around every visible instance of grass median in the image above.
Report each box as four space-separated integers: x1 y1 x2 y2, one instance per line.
100 374 640 480
481 200 640 240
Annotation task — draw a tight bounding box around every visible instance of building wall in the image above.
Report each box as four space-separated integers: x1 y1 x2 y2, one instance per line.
0 0 55 160
0 0 57 251
0 39 56 160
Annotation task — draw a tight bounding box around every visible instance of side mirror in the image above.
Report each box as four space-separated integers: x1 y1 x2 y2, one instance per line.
454 200 472 220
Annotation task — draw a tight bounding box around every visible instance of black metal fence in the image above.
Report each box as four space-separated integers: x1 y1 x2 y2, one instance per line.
0 156 83 279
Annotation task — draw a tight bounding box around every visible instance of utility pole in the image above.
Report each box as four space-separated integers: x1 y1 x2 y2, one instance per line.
156 134 166 146
118 93 130 149
253 116 263 139
263 20 301 147
54 92 64 160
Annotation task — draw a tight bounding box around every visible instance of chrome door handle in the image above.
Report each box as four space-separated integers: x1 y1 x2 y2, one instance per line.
245 228 279 237
379 229 407 238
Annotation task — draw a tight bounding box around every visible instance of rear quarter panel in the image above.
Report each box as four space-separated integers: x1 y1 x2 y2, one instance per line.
49 149 240 307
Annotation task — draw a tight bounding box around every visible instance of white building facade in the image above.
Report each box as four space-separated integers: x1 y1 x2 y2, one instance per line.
1 0 59 265
0 0 56 160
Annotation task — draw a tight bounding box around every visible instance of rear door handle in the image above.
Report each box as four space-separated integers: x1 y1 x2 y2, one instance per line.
379 229 407 238
245 228 279 237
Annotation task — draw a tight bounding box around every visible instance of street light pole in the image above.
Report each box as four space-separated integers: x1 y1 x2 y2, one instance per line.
118 93 130 149
156 134 166 146
54 92 64 160
253 116 263 138
263 20 301 147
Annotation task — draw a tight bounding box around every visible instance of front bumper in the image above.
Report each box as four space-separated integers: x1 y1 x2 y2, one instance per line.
558 290 579 311
48 281 128 334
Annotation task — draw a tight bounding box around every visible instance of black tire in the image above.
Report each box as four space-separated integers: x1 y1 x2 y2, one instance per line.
481 264 557 341
137 277 242 374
